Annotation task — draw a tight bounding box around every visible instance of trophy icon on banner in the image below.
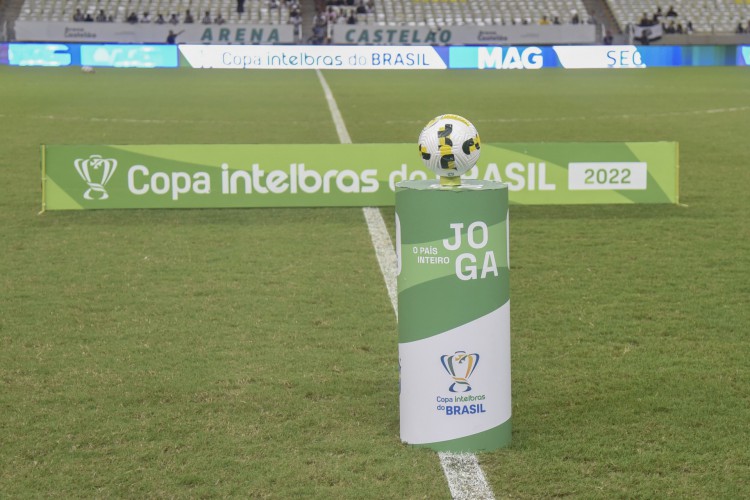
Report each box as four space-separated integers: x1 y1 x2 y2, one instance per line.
74 154 118 200
441 351 480 393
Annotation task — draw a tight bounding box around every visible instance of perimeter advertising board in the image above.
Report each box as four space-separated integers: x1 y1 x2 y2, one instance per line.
178 44 745 69
5 43 746 69
178 44 447 69
739 46 750 66
41 142 678 210
331 24 596 45
7 43 178 67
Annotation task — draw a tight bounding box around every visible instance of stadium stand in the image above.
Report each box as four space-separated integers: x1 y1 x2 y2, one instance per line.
321 0 592 27
316 0 748 34
12 0 598 28
609 0 750 34
4 0 748 40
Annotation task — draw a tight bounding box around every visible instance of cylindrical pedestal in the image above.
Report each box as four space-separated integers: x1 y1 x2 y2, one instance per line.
396 179 511 452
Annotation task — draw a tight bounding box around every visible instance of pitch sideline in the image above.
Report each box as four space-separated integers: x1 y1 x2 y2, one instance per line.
315 69 496 500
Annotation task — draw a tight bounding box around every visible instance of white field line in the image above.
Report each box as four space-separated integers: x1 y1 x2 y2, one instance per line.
438 452 496 500
4 105 748 127
314 70 351 145
361 207 399 315
381 105 750 126
315 69 496 500
0 113 327 127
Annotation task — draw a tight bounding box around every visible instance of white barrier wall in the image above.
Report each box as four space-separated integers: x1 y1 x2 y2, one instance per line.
14 21 295 44
14 21 595 46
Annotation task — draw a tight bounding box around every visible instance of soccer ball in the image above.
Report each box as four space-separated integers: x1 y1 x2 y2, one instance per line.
418 114 480 178
81 65 96 74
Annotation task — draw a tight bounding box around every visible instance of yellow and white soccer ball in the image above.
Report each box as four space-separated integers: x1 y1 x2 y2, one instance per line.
418 114 480 178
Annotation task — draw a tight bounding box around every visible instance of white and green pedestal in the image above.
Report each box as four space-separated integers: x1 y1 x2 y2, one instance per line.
396 179 511 452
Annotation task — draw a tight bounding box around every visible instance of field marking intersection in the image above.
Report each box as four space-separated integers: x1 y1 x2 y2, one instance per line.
315 69 496 500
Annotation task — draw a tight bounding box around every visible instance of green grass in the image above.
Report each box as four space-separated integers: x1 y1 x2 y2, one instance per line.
1 65 749 498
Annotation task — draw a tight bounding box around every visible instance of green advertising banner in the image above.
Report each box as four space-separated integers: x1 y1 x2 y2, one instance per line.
41 142 678 210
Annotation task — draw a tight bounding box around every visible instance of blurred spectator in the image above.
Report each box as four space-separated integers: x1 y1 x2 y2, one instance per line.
571 11 580 24
184 10 194 23
356 0 367 14
603 31 613 44
73 8 84 21
169 13 179 24
638 12 652 27
141 12 151 23
126 11 138 23
95 9 107 22
310 25 325 44
346 10 357 24
326 6 338 23
215 13 226 24
291 12 302 41
237 0 245 14
666 5 677 17
736 22 745 34
539 15 550 25
309 11 327 44
639 28 652 44
155 13 166 24
202 11 212 24
553 16 561 25
166 29 184 44
84 12 94 22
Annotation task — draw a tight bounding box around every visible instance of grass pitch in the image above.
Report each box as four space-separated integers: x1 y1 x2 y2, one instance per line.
1 65 749 498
